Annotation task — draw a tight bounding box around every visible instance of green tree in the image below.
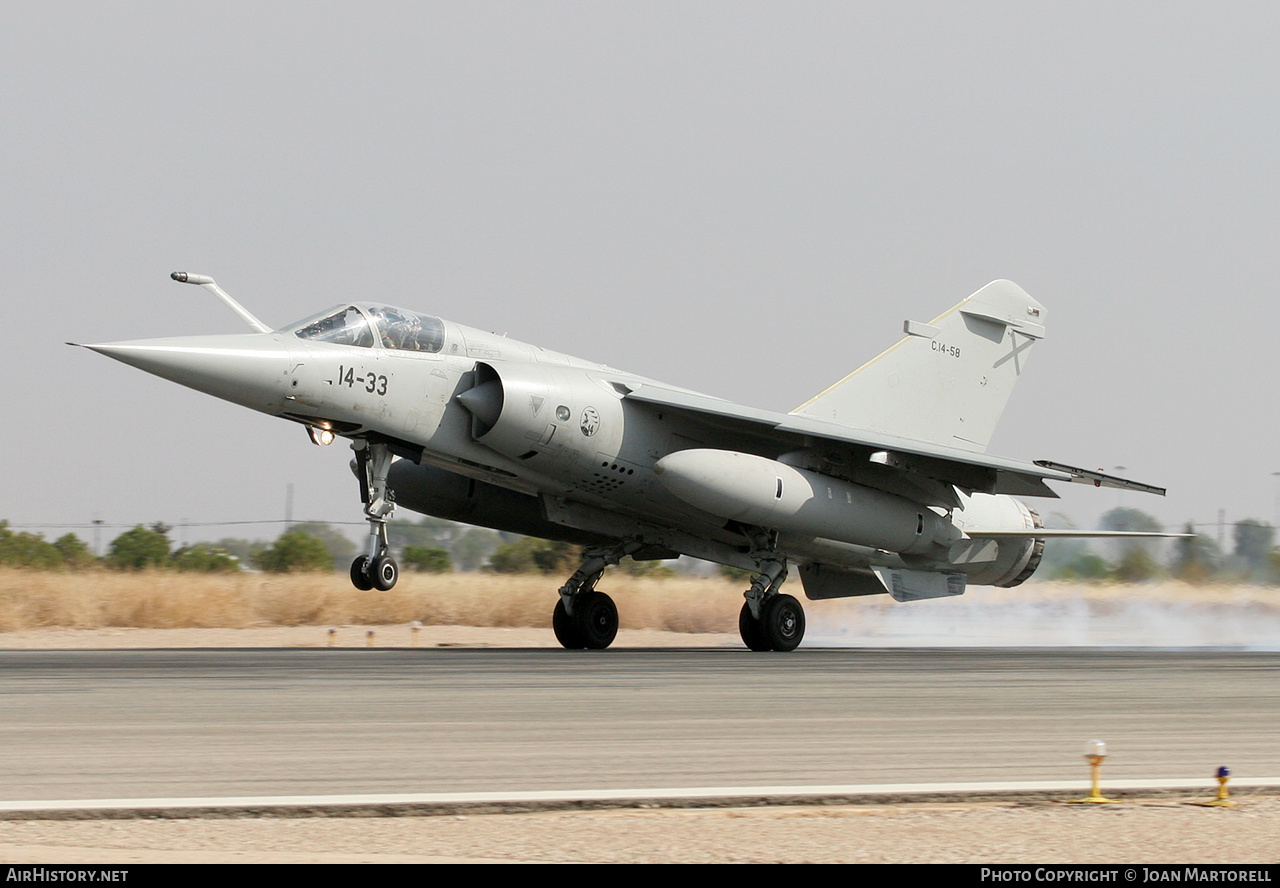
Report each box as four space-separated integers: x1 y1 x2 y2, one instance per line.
718 563 753 582
451 527 502 571
1037 512 1094 579
1112 547 1160 583
106 525 171 570
0 522 64 569
402 545 451 573
389 518 505 571
254 530 335 573
1232 519 1275 576
388 516 459 551
1171 523 1219 583
486 538 579 574
1050 552 1113 582
1099 507 1164 569
289 522 356 569
619 556 676 578
172 543 241 573
215 537 267 564
1100 508 1164 533
52 533 96 569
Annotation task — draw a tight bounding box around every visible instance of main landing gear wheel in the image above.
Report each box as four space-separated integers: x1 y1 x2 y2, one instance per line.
576 590 618 650
553 598 586 649
553 544 638 651
738 602 772 652
762 594 805 652
739 595 805 651
350 556 374 591
553 591 619 650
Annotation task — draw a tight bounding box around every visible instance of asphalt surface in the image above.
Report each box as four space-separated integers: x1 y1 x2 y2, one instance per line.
1 648 1277 803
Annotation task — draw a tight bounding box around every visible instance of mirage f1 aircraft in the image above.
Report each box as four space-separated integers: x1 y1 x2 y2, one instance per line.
78 273 1171 651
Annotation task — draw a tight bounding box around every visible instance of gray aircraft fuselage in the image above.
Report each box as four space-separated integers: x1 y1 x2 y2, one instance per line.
82 278 1169 651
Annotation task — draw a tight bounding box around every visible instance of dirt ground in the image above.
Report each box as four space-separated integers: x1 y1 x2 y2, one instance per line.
2 797 1278 864
0 624 729 649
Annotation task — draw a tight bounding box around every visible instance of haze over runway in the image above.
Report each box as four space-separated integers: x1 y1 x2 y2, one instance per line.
6 4 1280 543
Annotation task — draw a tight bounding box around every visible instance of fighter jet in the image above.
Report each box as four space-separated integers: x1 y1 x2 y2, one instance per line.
78 273 1171 651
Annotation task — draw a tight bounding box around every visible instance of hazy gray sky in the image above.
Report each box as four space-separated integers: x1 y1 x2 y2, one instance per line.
5 2 1279 548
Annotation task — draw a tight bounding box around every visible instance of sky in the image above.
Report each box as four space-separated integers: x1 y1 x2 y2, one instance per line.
4 2 1279 552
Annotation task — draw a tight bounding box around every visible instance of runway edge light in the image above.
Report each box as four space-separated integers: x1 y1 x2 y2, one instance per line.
1191 766 1238 808
1071 739 1119 804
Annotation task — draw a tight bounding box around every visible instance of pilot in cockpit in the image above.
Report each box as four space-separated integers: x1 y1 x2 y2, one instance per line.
391 313 424 350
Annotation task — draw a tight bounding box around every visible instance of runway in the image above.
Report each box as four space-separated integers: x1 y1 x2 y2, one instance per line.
1 648 1277 804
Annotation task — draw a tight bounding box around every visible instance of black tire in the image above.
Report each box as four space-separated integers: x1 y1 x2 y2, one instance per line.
553 598 587 649
371 555 398 591
576 590 618 650
762 594 805 652
350 556 374 591
738 602 772 652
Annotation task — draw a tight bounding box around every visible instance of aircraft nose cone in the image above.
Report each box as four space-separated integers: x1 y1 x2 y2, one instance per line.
82 333 291 414
456 380 503 430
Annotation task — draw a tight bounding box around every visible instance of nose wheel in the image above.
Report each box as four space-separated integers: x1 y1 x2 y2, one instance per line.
350 439 399 591
350 556 374 591
352 553 399 592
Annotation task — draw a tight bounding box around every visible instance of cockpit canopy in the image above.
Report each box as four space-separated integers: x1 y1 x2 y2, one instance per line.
286 304 445 353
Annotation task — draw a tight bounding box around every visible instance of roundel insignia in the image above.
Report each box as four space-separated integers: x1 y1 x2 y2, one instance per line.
580 406 601 437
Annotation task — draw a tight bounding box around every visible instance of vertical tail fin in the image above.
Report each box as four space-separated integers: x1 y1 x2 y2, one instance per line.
790 280 1045 453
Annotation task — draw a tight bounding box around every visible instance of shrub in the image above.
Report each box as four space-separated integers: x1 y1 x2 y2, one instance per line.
172 543 241 573
254 531 335 573
107 525 171 570
403 546 451 573
486 538 579 574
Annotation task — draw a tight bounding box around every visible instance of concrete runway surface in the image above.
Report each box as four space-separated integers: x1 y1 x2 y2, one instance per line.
1 648 1277 805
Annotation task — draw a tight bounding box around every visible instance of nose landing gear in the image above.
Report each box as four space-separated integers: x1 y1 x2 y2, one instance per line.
350 439 398 591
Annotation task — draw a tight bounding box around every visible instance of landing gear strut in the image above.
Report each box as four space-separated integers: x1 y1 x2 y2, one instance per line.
736 536 804 652
350 439 398 591
553 544 638 650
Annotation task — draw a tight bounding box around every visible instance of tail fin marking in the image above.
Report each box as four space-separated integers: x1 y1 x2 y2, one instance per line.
790 280 1045 453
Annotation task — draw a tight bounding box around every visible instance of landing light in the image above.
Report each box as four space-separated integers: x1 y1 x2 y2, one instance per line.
308 426 336 446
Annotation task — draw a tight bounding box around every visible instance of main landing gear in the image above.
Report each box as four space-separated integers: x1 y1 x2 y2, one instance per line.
349 439 399 591
736 545 805 652
552 544 639 650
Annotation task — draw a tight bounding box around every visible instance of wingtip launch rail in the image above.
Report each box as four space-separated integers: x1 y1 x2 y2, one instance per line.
1033 461 1167 497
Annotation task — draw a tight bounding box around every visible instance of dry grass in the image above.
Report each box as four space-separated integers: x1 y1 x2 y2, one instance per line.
0 568 747 633
2 569 1279 638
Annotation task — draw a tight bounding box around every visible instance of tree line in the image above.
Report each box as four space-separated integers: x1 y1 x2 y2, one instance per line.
2 506 1276 582
0 517 665 576
1041 508 1278 584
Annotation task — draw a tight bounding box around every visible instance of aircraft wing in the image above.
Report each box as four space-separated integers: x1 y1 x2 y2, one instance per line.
623 383 1164 500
